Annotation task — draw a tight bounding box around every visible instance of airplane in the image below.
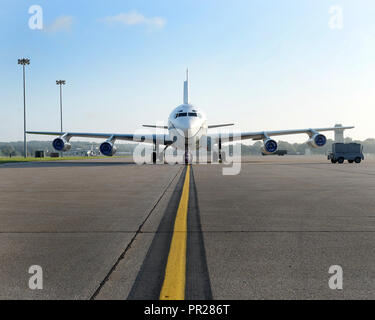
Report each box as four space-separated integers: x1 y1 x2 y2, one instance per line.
27 70 354 164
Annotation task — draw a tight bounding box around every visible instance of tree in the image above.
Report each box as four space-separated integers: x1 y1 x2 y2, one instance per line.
0 145 16 157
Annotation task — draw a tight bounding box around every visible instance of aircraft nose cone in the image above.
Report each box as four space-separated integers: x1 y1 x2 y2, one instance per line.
180 123 200 138
176 116 201 138
184 128 199 138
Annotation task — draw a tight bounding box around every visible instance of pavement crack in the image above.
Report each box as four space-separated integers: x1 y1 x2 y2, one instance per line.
89 166 183 300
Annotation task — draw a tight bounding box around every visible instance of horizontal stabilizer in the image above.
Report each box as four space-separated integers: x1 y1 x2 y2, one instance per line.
208 124 234 129
142 125 168 129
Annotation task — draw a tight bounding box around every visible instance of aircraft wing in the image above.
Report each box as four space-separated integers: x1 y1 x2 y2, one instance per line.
26 131 174 145
209 126 355 142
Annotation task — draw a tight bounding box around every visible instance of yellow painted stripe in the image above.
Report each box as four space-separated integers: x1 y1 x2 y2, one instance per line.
159 165 190 300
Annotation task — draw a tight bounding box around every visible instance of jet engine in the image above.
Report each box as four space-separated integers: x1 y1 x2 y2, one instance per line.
52 137 71 152
261 139 278 155
307 134 327 148
100 141 117 156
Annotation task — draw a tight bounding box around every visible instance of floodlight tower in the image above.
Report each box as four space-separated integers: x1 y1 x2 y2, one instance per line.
18 58 30 158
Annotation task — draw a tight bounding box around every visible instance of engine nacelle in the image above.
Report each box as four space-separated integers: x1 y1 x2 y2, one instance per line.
261 139 278 155
307 134 327 148
100 141 117 156
52 138 71 152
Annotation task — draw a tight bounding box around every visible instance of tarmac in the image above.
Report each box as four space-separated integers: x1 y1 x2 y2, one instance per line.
1 155 375 299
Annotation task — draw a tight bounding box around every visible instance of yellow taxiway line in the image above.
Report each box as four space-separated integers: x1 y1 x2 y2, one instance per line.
160 165 191 300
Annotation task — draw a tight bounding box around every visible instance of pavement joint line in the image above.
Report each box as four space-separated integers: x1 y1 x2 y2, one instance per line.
3 230 375 234
159 165 190 300
136 231 375 233
89 166 184 300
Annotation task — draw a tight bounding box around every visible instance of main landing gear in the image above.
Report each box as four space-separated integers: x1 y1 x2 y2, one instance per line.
152 138 166 164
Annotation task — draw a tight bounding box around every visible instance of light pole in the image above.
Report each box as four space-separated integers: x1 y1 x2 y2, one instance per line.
18 58 30 158
56 80 66 157
56 80 66 133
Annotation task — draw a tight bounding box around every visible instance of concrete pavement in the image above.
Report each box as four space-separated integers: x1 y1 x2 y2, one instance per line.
1 156 375 299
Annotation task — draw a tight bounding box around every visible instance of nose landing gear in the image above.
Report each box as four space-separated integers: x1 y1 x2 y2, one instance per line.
184 151 189 164
184 139 191 165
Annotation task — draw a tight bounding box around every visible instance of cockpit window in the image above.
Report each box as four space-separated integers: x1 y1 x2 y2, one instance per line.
175 112 193 118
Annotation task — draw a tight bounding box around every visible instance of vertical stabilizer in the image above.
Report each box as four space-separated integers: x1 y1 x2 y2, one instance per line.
183 69 189 104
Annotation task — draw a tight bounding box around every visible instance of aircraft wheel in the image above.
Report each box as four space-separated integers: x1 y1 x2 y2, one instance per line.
355 157 361 164
331 159 337 164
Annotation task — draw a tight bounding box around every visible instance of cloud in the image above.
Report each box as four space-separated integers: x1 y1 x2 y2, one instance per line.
44 16 74 33
101 11 166 29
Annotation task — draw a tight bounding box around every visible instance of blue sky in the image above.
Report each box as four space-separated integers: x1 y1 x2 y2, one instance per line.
1 0 375 142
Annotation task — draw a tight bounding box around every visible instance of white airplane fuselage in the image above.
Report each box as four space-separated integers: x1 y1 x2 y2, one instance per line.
168 104 208 150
